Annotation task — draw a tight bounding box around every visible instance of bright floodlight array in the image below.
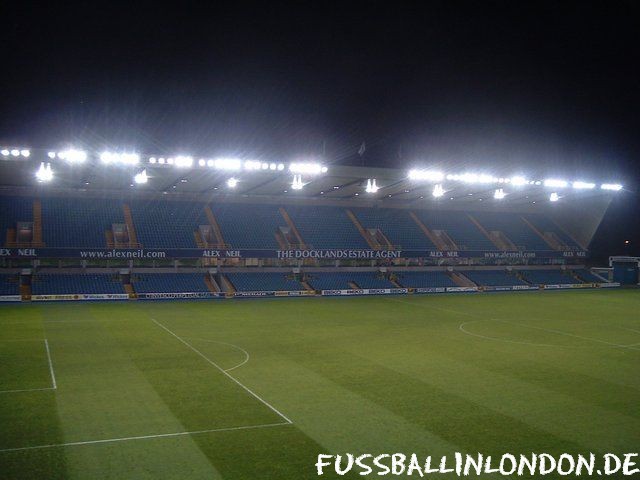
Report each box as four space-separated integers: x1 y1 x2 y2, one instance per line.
1 148 30 158
408 169 622 195
48 149 87 163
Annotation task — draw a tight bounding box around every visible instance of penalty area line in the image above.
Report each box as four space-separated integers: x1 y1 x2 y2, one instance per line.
151 318 293 424
0 422 291 453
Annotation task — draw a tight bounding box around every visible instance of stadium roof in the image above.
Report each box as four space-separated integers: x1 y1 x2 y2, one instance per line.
0 147 624 209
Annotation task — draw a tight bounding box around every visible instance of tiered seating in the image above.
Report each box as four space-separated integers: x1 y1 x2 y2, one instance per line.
472 212 549 250
573 269 605 283
395 271 456 288
348 272 395 289
42 197 124 247
286 206 369 249
210 203 282 249
130 200 208 248
226 272 303 291
306 273 357 290
0 274 20 295
132 273 209 293
352 208 434 249
0 196 33 244
417 210 495 250
524 214 580 249
520 269 573 285
463 270 527 287
31 274 123 294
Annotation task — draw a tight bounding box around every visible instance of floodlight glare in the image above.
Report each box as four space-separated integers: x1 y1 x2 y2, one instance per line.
289 162 326 174
549 192 559 202
291 174 304 190
494 188 506 200
365 178 379 193
58 149 88 163
544 179 568 188
20 149 30 157
601 183 623 191
198 159 206 166
35 162 53 182
100 151 136 165
432 184 445 198
510 176 527 186
227 177 238 188
572 181 595 189
134 169 148 184
174 156 193 168
10 149 20 157
214 158 242 171
408 169 444 182
0 149 9 156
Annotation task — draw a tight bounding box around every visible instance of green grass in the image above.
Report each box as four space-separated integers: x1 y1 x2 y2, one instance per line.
1 290 639 479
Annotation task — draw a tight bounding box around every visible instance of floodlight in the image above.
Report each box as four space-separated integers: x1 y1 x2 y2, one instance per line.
277 163 285 171
100 151 136 165
20 149 30 157
408 169 444 182
601 183 623 191
47 151 56 159
549 192 559 202
174 156 193 168
494 188 506 200
149 157 157 164
35 162 53 182
544 179 568 188
572 181 595 189
432 184 445 198
0 149 9 156
291 174 304 190
510 176 527 186
244 160 261 170
198 159 206 166
289 162 326 174
215 158 242 171
10 149 20 157
134 169 148 184
365 178 379 193
227 177 238 188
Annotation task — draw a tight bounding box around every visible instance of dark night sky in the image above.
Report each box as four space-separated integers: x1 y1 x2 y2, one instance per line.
0 1 639 259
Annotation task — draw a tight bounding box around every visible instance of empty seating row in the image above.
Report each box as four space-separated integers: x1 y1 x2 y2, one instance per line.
132 273 209 293
463 270 527 286
31 274 124 294
415 210 495 250
395 271 457 288
520 269 574 285
287 206 369 249
472 211 550 250
226 272 303 291
0 274 20 295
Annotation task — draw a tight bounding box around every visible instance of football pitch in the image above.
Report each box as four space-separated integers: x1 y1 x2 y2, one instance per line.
1 290 639 479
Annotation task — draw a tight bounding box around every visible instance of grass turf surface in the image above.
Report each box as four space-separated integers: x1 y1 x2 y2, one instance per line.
1 290 639 479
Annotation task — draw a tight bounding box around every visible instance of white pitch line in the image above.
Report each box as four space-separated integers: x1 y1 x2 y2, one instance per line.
44 339 57 389
183 337 250 372
0 421 291 453
0 386 55 394
152 319 292 424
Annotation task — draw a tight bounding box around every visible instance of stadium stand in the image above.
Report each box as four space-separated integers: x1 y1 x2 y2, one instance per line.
31 274 124 294
0 274 20 295
471 211 550 250
41 197 124 247
305 272 394 290
210 203 282 249
351 208 435 249
572 269 605 283
415 210 496 250
394 271 457 288
132 273 210 293
463 270 527 287
225 272 304 291
129 200 208 248
523 214 581 249
520 269 574 285
286 206 369 249
0 196 33 245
